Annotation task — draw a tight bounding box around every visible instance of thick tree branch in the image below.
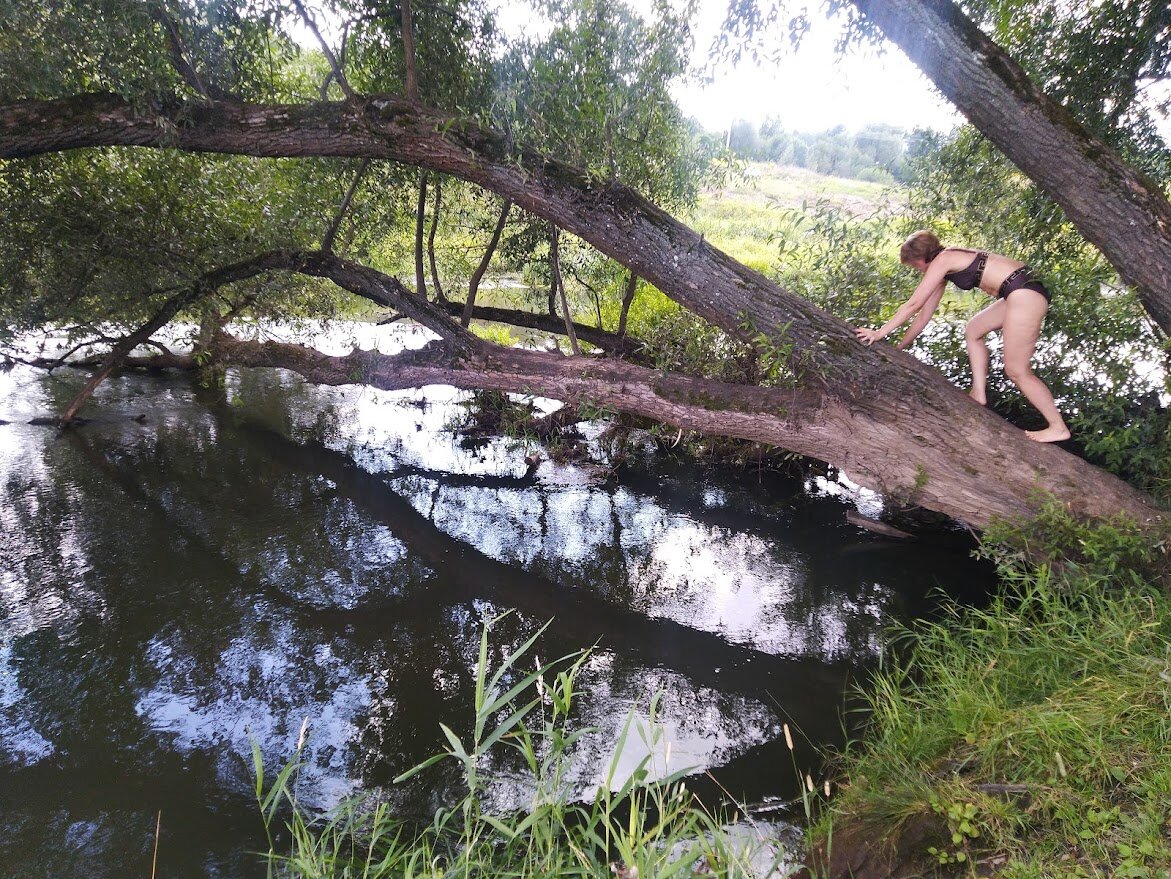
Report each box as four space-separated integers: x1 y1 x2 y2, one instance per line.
209 331 1163 530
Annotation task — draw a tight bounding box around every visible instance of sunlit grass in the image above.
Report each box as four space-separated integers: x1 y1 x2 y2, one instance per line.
687 162 896 275
818 549 1171 876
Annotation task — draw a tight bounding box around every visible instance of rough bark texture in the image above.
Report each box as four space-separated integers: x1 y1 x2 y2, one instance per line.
850 0 1171 333
0 95 1165 529
208 327 1160 531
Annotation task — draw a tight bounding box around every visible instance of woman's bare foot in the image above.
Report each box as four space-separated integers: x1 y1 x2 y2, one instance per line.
968 388 987 406
1026 425 1071 443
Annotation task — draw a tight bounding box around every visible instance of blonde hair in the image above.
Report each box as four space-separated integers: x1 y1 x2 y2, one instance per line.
900 229 944 265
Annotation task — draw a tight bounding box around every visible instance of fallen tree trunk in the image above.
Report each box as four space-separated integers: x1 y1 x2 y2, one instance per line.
0 96 1165 529
210 327 1161 531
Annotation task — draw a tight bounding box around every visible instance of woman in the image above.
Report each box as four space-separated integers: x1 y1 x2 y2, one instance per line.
855 229 1070 443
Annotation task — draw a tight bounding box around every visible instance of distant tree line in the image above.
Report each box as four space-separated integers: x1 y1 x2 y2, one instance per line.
723 119 938 183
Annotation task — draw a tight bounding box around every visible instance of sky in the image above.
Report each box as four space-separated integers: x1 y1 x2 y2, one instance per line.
492 0 964 135
671 2 962 134
294 0 964 135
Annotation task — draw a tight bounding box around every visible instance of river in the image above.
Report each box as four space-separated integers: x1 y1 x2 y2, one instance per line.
0 322 994 876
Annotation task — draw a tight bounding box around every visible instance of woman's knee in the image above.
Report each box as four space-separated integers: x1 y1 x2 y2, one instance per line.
1004 360 1033 384
964 321 986 343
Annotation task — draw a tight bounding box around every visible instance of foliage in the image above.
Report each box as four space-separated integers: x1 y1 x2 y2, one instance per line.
0 0 302 105
256 615 782 878
0 148 352 344
979 494 1171 590
726 120 915 184
491 0 710 207
340 0 498 112
963 0 1171 175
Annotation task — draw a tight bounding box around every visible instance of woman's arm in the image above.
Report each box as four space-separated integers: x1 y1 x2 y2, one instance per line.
855 261 950 346
895 286 945 349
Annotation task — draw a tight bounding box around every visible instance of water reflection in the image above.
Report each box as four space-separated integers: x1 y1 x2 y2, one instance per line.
0 329 994 876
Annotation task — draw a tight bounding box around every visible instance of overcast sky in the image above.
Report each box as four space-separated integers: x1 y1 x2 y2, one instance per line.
674 9 963 134
297 0 962 134
489 0 962 134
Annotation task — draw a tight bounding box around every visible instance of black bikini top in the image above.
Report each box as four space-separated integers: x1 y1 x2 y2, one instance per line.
943 251 988 291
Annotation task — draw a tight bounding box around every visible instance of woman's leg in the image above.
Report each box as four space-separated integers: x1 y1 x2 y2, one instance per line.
1001 289 1070 442
964 299 1005 405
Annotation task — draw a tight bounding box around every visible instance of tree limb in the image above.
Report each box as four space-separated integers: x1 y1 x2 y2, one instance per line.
322 158 371 253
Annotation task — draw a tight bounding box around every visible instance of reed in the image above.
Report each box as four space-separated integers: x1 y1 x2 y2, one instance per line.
255 614 788 878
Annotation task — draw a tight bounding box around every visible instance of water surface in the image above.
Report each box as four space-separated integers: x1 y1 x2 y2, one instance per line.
0 325 994 876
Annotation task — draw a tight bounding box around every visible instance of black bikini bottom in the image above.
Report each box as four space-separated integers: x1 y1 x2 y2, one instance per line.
998 266 1051 303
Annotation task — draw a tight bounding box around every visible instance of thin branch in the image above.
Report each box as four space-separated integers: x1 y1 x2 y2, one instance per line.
550 225 581 355
463 198 512 327
149 2 213 101
292 0 357 101
427 173 445 302
414 170 428 297
322 158 371 253
617 270 638 337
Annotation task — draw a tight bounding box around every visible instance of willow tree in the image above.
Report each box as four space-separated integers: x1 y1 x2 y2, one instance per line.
0 0 1166 531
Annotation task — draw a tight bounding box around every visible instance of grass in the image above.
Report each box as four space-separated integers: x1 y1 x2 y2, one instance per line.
813 528 1171 877
689 162 894 274
255 615 789 878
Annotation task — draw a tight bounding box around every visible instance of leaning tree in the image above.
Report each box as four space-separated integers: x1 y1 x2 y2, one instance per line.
0 0 1168 532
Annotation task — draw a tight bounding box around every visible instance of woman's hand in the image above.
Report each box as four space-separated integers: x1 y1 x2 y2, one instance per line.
854 327 884 346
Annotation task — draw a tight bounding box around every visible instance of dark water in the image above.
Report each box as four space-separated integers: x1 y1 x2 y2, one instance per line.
0 325 995 877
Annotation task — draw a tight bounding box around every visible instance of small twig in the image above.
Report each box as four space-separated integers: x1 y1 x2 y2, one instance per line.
292 0 357 101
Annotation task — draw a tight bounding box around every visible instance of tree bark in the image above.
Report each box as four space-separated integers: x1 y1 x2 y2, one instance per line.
56 251 298 422
848 0 1171 334
401 0 419 102
618 270 638 337
0 95 1165 529
208 327 1160 532
322 158 370 253
463 197 512 327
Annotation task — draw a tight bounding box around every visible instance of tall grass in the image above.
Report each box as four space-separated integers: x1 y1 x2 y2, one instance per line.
818 511 1171 876
255 615 790 878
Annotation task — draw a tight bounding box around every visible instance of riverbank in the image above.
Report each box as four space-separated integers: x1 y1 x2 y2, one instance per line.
257 506 1171 878
806 510 1171 878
